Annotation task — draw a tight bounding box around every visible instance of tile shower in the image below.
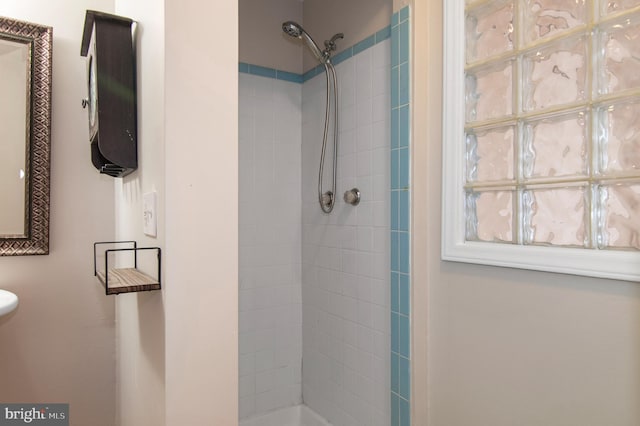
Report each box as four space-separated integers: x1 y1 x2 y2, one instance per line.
239 6 411 425
300 39 391 426
239 71 304 416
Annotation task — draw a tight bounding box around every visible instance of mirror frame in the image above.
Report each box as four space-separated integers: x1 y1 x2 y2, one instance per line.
0 17 52 256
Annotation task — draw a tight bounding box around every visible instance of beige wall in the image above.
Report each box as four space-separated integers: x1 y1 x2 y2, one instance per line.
164 0 238 424
411 1 430 424
239 0 302 74
114 0 240 424
0 1 116 425
413 1 640 425
0 1 240 425
303 0 392 72
113 0 166 424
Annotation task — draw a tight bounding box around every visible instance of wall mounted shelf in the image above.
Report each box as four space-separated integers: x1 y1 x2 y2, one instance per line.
93 241 161 295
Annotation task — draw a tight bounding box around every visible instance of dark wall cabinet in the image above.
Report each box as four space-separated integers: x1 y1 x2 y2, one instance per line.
81 10 137 177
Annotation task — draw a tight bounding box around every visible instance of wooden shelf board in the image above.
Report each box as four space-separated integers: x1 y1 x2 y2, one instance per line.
96 268 160 295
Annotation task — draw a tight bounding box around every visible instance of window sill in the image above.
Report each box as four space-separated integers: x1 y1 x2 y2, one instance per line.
442 240 640 282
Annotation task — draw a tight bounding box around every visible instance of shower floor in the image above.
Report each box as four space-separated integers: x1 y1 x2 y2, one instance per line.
240 405 331 426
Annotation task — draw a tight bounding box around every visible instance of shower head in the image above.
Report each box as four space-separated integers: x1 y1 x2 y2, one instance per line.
282 21 302 38
282 21 327 63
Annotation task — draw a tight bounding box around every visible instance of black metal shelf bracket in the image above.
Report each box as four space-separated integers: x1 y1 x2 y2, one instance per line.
93 241 161 295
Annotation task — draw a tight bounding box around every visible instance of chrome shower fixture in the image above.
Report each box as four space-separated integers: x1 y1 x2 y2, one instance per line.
324 33 344 54
282 20 343 214
282 21 325 63
282 21 344 65
343 188 361 206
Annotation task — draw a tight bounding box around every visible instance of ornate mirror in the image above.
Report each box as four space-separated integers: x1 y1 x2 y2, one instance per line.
0 16 52 255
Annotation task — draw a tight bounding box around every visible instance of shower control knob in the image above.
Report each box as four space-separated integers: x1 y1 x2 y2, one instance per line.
343 188 360 206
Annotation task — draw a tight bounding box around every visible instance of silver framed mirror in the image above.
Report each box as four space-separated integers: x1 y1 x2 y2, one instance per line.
0 16 52 255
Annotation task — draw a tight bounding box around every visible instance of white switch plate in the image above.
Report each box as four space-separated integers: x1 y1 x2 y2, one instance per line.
143 192 157 237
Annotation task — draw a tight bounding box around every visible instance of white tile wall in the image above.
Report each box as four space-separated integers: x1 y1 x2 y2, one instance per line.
239 38 390 425
239 73 303 419
302 40 391 426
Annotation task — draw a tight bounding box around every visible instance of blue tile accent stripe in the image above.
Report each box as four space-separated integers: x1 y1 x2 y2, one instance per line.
277 70 304 84
376 26 391 43
302 66 322 82
239 24 392 84
390 6 410 426
400 7 410 23
353 34 375 55
239 62 303 83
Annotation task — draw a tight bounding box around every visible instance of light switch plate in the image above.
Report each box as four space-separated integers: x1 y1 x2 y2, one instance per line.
143 192 157 237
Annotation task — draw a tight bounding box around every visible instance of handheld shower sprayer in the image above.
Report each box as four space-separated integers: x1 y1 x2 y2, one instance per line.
281 20 343 213
282 21 327 63
282 21 344 65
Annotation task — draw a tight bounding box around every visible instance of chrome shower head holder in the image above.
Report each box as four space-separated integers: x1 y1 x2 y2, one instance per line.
324 33 344 54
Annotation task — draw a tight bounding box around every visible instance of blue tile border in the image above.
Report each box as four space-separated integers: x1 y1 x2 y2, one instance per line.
399 398 410 426
391 393 400 425
399 273 410 315
302 66 322 82
239 62 303 83
390 6 411 426
391 12 400 28
399 106 410 148
277 70 304 84
376 26 391 43
353 34 376 56
399 19 410 64
391 272 400 313
249 64 276 79
391 25 400 68
332 48 353 66
399 354 410 399
240 24 393 84
400 7 410 23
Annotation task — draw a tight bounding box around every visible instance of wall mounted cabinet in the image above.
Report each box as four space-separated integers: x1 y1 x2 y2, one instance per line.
81 10 137 177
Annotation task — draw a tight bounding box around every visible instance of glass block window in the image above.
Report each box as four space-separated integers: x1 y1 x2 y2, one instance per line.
443 0 640 280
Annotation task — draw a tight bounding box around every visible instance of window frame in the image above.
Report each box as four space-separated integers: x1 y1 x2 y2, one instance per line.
441 0 640 282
